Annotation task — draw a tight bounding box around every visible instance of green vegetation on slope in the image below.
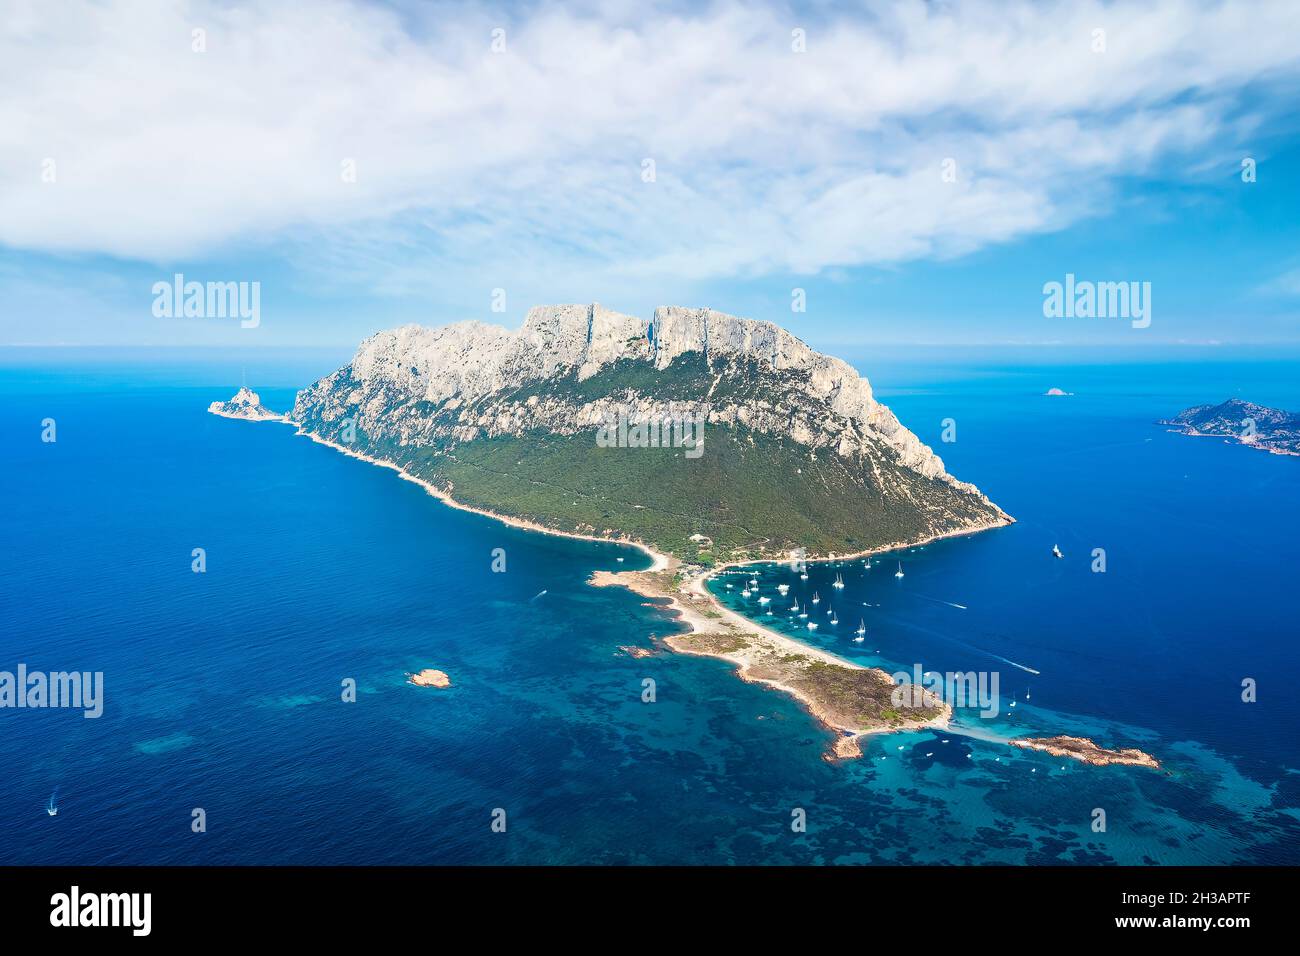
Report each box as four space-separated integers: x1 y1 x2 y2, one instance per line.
376 425 1000 559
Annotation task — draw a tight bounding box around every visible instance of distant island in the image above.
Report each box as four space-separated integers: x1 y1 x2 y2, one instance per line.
208 386 284 422
1160 398 1299 457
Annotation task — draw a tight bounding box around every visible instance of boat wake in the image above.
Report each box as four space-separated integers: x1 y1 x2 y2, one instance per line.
988 653 1040 675
911 593 968 610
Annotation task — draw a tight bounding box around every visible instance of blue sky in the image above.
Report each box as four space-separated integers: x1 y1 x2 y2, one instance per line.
2 0 1298 351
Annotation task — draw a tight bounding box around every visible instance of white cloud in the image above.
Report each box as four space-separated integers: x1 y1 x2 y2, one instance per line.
1260 267 1300 297
1 0 1297 287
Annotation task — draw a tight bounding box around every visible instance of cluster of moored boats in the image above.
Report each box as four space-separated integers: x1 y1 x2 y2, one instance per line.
722 556 906 645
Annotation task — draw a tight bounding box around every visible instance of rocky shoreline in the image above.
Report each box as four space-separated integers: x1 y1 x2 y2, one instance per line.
591 564 951 760
595 560 1159 769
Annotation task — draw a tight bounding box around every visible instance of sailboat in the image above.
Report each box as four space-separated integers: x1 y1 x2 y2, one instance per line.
894 562 905 579
1052 544 1063 559
811 592 820 605
833 573 845 589
46 790 58 817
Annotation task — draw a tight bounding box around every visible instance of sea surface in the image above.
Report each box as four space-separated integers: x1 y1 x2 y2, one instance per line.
2 346 1298 865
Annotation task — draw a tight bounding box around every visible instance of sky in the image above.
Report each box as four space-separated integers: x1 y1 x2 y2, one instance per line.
2 0 1299 352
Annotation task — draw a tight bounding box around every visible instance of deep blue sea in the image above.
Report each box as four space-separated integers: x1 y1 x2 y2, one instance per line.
2 346 1298 864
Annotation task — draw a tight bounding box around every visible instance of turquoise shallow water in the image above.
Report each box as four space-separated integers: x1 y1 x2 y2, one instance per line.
1 348 1297 864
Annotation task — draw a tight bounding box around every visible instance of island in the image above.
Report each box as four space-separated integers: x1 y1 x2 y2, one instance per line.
592 562 950 760
1160 398 1299 457
210 303 1159 769
288 304 1013 561
407 669 451 688
1010 735 1159 768
208 386 285 422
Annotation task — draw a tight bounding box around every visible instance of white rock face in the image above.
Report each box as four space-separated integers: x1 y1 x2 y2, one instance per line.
208 386 283 421
294 304 1002 504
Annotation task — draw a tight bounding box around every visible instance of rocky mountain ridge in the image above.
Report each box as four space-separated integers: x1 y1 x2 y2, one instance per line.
296 305 990 494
